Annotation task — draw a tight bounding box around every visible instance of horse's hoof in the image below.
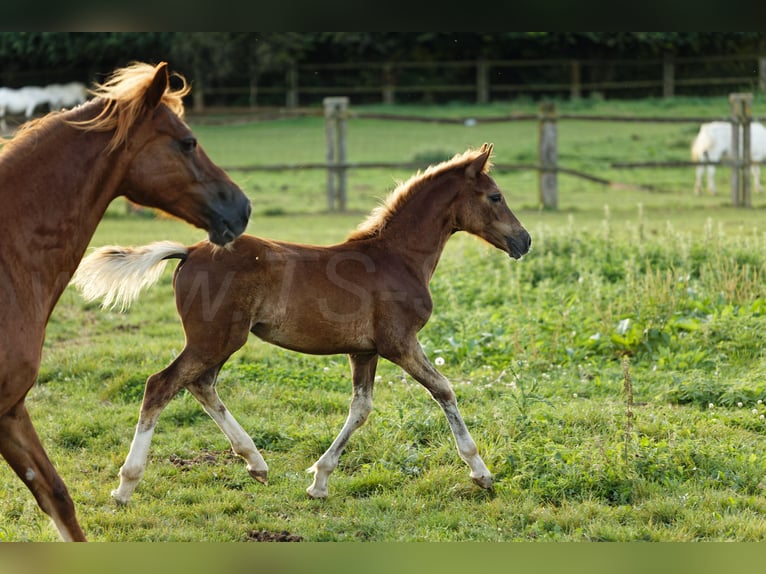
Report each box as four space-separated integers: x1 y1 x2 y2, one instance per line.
471 474 493 490
306 486 327 499
111 489 130 506
249 469 268 485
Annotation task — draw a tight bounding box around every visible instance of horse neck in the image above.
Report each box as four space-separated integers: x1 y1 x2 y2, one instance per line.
1 106 125 313
376 174 460 282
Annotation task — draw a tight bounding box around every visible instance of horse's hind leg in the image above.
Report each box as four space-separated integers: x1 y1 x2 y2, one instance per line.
112 351 214 505
186 369 269 484
0 401 86 541
307 353 378 498
752 164 762 193
694 164 704 195
390 343 492 490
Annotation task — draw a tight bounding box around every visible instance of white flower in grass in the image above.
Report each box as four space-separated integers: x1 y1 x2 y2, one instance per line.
708 403 715 409
738 402 744 408
434 356 445 367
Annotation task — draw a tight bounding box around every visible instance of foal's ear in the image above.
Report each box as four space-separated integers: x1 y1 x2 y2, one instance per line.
466 143 494 179
144 62 169 111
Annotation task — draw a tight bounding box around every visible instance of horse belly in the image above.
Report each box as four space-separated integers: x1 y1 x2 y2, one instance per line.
250 312 376 356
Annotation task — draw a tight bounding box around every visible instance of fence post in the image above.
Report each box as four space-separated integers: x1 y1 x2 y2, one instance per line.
323 97 349 212
382 63 395 105
729 92 753 207
286 63 298 108
570 60 581 100
538 101 558 210
476 60 489 104
663 53 675 98
192 66 205 113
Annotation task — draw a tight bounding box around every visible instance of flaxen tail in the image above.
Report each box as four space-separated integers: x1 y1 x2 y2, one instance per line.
72 241 189 310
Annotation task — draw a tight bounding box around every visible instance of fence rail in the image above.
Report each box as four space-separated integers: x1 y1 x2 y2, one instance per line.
221 94 759 211
200 55 766 108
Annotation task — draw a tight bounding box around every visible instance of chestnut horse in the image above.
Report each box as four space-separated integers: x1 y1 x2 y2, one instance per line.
73 144 530 505
0 62 250 541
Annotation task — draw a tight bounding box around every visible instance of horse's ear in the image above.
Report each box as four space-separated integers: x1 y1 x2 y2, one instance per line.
144 62 169 111
466 143 493 179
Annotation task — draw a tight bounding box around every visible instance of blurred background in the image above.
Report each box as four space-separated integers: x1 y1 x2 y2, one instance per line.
2 32 766 107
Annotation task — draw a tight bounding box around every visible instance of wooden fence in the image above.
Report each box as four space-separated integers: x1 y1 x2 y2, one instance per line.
201 55 766 108
224 93 759 211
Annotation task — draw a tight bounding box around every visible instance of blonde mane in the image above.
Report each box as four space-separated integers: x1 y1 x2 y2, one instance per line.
347 147 493 241
68 62 190 152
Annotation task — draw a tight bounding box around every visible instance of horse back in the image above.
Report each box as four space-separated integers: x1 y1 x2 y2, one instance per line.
173 235 431 356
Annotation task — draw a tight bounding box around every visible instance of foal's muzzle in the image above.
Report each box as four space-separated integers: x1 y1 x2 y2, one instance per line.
506 229 532 259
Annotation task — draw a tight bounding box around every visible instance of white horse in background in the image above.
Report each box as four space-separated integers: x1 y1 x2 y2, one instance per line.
0 82 88 131
45 82 88 110
691 121 766 195
0 86 50 123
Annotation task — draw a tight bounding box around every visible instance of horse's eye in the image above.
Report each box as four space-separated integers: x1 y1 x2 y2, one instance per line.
489 193 502 204
180 137 197 153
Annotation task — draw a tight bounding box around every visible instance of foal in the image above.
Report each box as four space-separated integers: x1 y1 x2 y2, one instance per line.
73 144 531 502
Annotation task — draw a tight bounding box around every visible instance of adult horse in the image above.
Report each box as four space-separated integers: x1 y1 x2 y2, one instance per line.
73 144 531 506
0 61 250 541
691 121 766 195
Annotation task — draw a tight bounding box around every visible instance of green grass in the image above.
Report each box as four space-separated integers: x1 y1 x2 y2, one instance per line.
3 96 766 541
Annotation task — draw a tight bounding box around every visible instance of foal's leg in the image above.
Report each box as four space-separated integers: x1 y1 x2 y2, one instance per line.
0 401 86 541
392 343 492 490
186 369 269 484
112 351 215 505
306 353 378 498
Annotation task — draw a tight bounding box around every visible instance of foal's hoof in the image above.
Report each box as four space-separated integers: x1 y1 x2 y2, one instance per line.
248 469 268 485
471 473 493 490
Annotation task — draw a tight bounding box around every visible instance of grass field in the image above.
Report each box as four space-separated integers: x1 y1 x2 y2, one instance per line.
2 95 766 541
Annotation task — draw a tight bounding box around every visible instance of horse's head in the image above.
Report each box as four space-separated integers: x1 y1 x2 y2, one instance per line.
453 143 531 259
94 63 251 246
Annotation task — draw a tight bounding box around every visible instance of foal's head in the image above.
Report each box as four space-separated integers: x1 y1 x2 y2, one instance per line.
452 143 531 259
75 62 250 246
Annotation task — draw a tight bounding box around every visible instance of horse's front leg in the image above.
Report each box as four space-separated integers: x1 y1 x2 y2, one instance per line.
0 400 86 541
392 343 492 490
307 353 378 498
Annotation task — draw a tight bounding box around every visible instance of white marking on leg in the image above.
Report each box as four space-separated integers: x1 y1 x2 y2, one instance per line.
188 385 269 482
215 409 268 481
307 391 373 498
440 400 492 489
112 426 155 505
25 468 35 482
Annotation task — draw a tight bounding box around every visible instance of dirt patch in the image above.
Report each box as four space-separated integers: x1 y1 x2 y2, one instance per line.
168 449 234 471
246 530 303 542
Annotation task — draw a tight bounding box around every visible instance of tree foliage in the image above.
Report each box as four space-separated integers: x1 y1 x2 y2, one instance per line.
1 32 764 88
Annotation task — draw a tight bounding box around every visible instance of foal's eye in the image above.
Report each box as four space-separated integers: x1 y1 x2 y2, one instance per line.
489 193 503 204
180 137 197 153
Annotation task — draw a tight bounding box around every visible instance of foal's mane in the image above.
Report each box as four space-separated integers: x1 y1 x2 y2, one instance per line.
69 62 190 152
346 147 492 241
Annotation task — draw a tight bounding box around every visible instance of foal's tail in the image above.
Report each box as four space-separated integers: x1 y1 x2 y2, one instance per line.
72 241 189 311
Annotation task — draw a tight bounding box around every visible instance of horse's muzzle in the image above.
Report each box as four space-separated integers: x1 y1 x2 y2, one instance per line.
207 187 252 246
506 229 532 259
